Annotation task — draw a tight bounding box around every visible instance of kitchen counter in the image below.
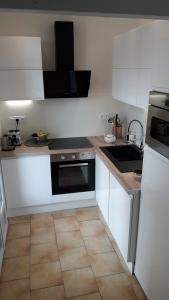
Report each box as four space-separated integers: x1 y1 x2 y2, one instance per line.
0 136 141 193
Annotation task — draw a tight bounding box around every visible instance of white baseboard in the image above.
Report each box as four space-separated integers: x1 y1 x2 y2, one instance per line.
7 198 97 217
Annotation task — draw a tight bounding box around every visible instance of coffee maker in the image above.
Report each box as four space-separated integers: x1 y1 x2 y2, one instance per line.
8 129 22 146
8 116 24 146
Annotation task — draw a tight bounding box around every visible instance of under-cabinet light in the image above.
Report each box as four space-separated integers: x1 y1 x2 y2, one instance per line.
5 100 32 106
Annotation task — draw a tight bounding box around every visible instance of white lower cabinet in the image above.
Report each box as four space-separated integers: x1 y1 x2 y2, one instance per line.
1 155 52 209
96 155 140 273
109 173 132 269
96 155 109 224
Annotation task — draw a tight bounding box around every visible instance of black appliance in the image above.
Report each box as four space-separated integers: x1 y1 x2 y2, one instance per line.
43 21 91 98
50 152 95 195
48 137 93 150
146 91 169 159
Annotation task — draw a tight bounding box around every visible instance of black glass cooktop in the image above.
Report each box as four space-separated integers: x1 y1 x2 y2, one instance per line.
48 137 93 150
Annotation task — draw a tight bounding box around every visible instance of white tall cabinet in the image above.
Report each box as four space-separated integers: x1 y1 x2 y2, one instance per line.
0 36 44 100
135 146 169 300
0 164 8 272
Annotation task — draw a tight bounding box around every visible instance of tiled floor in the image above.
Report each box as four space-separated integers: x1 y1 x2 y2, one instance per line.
0 206 147 300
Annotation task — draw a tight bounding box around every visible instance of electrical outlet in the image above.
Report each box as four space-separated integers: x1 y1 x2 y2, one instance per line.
99 113 109 120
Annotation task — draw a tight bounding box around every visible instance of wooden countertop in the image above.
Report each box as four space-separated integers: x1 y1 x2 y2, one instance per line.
0 136 141 194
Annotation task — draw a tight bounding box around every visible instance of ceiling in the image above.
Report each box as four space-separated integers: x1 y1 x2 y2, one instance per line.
0 0 169 18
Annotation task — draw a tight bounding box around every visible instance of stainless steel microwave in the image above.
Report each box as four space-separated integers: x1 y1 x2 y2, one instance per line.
146 91 169 159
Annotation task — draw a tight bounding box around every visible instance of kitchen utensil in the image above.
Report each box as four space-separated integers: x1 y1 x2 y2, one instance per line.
104 134 116 144
1 134 15 151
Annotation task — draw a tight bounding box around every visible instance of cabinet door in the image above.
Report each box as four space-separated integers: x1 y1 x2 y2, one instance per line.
0 70 44 100
152 37 169 92
135 147 169 300
96 155 109 224
1 156 52 208
0 37 42 70
109 173 131 262
112 68 120 100
136 69 151 110
0 226 4 272
136 23 155 68
112 31 136 68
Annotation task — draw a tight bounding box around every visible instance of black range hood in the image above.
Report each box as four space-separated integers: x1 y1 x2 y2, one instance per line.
43 22 91 98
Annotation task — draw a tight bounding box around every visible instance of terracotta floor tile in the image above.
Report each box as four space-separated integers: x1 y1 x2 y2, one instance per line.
79 220 105 237
30 261 62 290
0 256 29 282
54 217 79 233
4 238 30 258
69 293 101 300
31 242 58 265
31 225 56 245
52 209 76 219
31 213 53 228
59 246 90 271
0 279 30 300
7 223 30 240
83 234 113 254
76 207 99 221
63 267 98 298
9 215 31 224
57 230 84 250
31 285 65 300
97 273 138 300
89 252 123 277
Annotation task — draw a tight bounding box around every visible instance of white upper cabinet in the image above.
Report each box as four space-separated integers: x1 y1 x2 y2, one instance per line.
0 70 44 100
112 30 136 68
112 20 169 109
135 23 155 69
0 36 44 100
0 37 42 70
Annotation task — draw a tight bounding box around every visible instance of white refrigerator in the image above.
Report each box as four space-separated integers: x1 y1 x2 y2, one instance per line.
135 145 169 300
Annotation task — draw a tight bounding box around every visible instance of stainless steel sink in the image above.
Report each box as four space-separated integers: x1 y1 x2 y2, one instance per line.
100 144 143 173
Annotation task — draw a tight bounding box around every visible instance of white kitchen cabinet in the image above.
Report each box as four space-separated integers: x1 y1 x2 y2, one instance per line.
0 70 44 100
152 37 169 93
112 30 136 68
0 37 42 70
109 173 131 262
96 155 109 224
0 165 8 272
135 146 169 300
109 172 140 272
1 155 52 209
136 68 151 110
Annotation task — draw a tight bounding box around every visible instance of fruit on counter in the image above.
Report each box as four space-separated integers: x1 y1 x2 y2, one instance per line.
32 130 47 137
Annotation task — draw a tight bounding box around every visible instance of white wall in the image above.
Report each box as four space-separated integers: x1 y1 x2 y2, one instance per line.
0 11 151 139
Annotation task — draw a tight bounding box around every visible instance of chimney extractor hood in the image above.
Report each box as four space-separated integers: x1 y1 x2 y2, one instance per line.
43 22 91 99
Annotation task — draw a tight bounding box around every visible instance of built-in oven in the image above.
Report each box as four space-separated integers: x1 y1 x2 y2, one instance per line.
146 91 169 159
50 152 95 195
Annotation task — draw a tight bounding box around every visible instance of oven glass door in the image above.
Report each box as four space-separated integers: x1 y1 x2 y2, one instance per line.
146 105 169 158
51 159 95 195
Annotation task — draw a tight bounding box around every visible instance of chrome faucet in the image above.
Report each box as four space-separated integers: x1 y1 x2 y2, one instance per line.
127 119 144 150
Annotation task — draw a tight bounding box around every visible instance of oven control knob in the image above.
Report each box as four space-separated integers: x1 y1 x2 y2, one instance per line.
60 155 65 160
72 155 76 159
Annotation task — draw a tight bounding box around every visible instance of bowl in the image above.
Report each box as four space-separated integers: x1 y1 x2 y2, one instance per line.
32 134 48 143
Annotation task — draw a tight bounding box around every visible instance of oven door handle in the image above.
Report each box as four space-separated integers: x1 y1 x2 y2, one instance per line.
59 163 88 168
